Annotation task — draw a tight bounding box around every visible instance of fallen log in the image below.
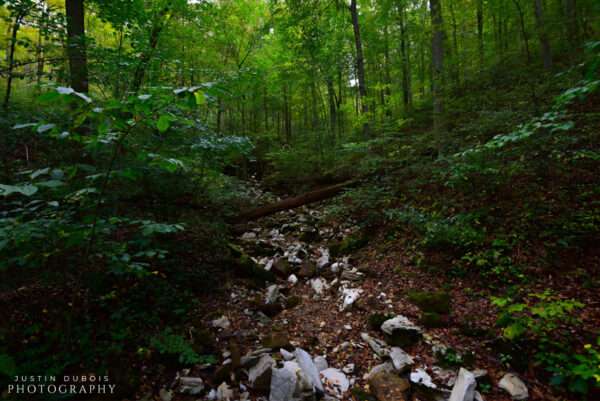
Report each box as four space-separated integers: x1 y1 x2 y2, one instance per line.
237 180 357 221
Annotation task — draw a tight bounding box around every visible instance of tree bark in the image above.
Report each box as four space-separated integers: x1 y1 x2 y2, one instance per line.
430 0 444 132
533 0 552 70
349 0 370 137
477 0 484 71
3 13 24 109
398 2 412 112
65 0 88 92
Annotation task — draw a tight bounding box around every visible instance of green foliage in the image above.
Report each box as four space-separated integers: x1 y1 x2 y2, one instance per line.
150 328 215 365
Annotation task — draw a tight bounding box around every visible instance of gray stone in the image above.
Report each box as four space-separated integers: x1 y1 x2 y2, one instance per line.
360 332 390 357
178 377 204 395
212 316 231 330
449 368 477 401
265 285 280 305
381 315 422 347
269 365 298 401
320 368 349 399
389 347 414 373
248 355 275 389
314 356 329 372
366 362 395 379
294 348 324 393
498 373 528 400
410 368 437 389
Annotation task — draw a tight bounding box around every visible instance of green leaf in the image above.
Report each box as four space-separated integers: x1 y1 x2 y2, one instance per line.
194 91 206 106
503 323 526 340
0 184 38 197
156 115 171 133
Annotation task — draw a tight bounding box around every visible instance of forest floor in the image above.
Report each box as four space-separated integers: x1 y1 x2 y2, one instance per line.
148 182 587 401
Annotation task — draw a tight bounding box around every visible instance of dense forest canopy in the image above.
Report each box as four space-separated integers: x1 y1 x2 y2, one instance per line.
0 0 599 400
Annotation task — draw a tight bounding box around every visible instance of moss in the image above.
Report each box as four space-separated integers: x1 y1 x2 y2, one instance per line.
285 295 302 309
407 290 451 314
329 232 369 257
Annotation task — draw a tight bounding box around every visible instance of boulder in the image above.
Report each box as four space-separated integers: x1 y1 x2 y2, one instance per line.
448 368 476 401
269 365 298 401
498 373 528 400
368 371 410 401
380 316 422 347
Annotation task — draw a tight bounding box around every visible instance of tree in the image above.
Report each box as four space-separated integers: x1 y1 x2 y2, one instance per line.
65 0 88 92
349 0 369 137
430 0 444 132
533 0 552 70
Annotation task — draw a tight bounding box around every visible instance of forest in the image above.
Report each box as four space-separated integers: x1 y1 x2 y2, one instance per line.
0 0 599 400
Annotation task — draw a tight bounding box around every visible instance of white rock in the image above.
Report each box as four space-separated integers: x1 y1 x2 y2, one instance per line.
216 382 234 401
340 268 364 281
212 316 231 330
449 368 477 401
280 348 295 360
389 347 414 373
320 368 349 398
241 232 257 241
294 348 324 393
366 362 395 379
475 391 485 401
269 366 297 401
498 373 528 400
265 284 280 304
248 355 275 388
340 287 363 311
177 377 204 395
410 368 437 389
310 278 328 296
287 274 298 285
381 315 422 336
207 389 217 400
317 247 330 269
360 332 390 357
314 355 329 372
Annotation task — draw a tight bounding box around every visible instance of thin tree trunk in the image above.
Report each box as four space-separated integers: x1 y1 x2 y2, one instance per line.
327 77 337 139
534 0 552 70
512 0 532 64
349 0 369 137
399 2 412 112
477 0 484 71
430 0 444 132
3 15 23 109
65 0 88 92
449 0 460 86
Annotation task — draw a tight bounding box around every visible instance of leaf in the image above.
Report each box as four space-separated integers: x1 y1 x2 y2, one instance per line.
156 115 171 133
37 124 56 133
0 184 38 197
503 323 526 340
194 91 206 106
12 123 37 129
56 86 75 95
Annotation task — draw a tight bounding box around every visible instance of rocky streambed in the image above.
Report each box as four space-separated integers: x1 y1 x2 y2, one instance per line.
158 186 530 401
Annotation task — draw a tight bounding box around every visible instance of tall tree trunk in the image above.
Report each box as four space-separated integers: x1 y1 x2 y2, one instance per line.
283 83 291 144
476 0 484 71
349 0 369 137
430 0 444 132
327 77 337 139
3 14 23 109
533 0 552 70
36 4 48 90
512 0 532 64
131 6 170 93
449 0 460 86
65 0 88 92
399 2 412 112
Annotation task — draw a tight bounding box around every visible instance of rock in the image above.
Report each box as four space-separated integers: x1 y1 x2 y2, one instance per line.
498 373 528 400
288 274 298 285
317 247 330 269
248 355 275 390
366 362 394 379
212 316 231 330
449 368 476 401
368 313 394 331
241 232 257 241
262 332 291 349
269 365 298 401
320 368 350 398
265 285 280 304
217 382 234 401
389 347 414 373
272 258 292 277
410 368 437 389
474 391 485 401
294 348 324 393
432 366 458 387
310 278 328 296
177 377 204 395
368 371 410 401
360 332 390 357
280 348 294 361
341 268 364 281
341 287 363 310
380 315 422 347
241 348 272 368
342 364 355 374
298 260 317 278
314 355 328 372
159 388 173 401
408 290 451 314
351 387 377 401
